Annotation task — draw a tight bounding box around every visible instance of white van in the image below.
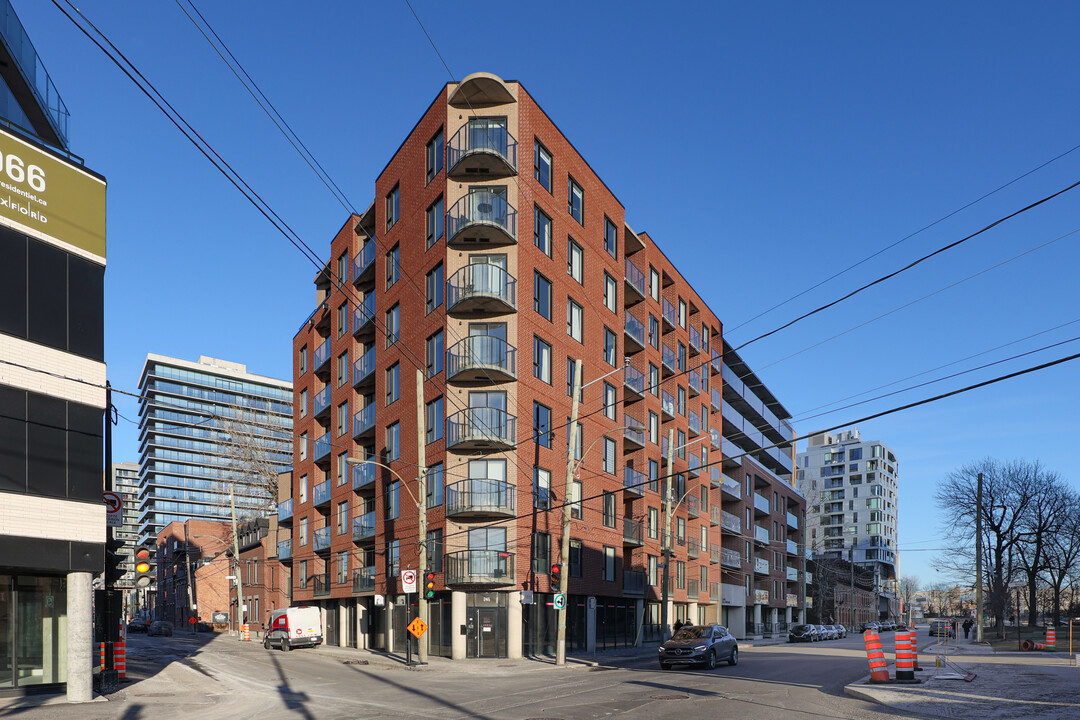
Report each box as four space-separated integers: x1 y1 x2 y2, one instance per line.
264 606 323 651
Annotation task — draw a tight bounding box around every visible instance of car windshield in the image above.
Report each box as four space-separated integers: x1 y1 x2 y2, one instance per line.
672 626 708 639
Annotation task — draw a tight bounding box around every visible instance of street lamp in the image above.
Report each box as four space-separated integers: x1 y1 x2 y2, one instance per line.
346 456 428 664
660 431 711 641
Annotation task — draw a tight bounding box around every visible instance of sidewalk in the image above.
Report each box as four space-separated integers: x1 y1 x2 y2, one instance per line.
844 637 1080 720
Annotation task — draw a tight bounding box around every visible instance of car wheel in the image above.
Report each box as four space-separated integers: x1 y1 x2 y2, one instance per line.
282 638 291 652
660 663 672 671
705 650 717 670
728 648 738 666
263 637 271 650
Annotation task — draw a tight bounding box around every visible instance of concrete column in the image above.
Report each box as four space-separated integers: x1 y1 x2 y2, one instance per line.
752 602 762 637
770 607 779 632
507 591 522 659
451 591 466 660
357 600 368 649
785 606 793 625
385 597 394 653
66 571 92 703
688 602 699 625
586 597 597 653
634 599 644 646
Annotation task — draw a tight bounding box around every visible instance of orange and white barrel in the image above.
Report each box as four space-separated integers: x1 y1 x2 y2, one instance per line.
863 629 890 683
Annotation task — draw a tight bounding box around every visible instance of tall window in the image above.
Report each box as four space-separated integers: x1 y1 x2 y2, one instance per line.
337 350 349 386
570 540 583 577
386 422 400 462
604 216 617 258
385 303 400 346
337 301 348 337
426 330 444 377
299 517 308 546
678 298 687 328
534 139 552 192
426 195 444 248
386 244 400 288
299 388 307 418
602 546 616 581
649 411 658 444
426 462 444 508
604 327 617 366
534 402 552 448
567 299 583 342
385 184 399 231
534 272 552 320
533 466 551 509
299 559 308 588
567 237 583 283
677 341 686 371
299 432 308 461
299 345 307 374
602 491 616 527
649 315 659 349
426 263 444 313
648 508 658 539
533 336 552 383
387 539 400 578
337 501 349 534
649 267 661 301
426 528 444 572
603 437 617 474
603 382 616 420
649 364 659 396
648 555 658 586
425 396 444 443
570 479 582 520
337 402 349 436
299 474 308 503
534 206 552 256
532 532 551 574
648 460 659 492
386 363 400 405
568 176 584 225
603 272 617 312
426 129 444 183
567 358 579 397
337 252 348 286
386 480 400 520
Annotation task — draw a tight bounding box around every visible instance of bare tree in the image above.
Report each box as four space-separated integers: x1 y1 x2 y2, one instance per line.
1014 466 1069 625
214 405 291 519
1042 491 1080 626
898 575 920 620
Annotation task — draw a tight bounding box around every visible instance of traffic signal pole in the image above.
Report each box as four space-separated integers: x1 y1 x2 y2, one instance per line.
556 361 582 667
101 382 119 693
415 369 428 665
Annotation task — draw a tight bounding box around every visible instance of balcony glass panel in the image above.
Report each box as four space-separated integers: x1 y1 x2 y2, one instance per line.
313 480 330 507
623 570 645 596
624 258 646 299
687 538 700 559
721 510 741 534
710 544 720 564
352 405 375 437
447 190 518 243
313 433 331 463
688 369 701 395
711 388 722 412
313 338 331 372
313 573 331 597
720 475 740 500
711 349 722 374
687 453 701 477
352 511 376 542
353 347 375 387
623 466 647 496
661 391 675 419
754 589 769 605
754 557 770 574
786 539 798 555
624 313 645 350
624 364 645 397
447 264 517 312
710 427 721 450
278 538 292 560
787 567 799 582
445 479 516 518
710 505 721 525
447 120 518 175
661 344 676 373
353 294 375 333
662 298 677 328
352 240 375 282
624 421 645 448
689 326 702 354
754 525 770 544
446 408 516 449
352 462 377 491
753 493 770 515
787 511 799 529
686 494 700 518
445 550 515 585
786 593 799 608
0 0 69 145
446 336 517 381
688 410 701 436
721 547 741 568
352 566 376 593
623 518 643 545
314 527 331 552
277 497 293 523
313 386 331 417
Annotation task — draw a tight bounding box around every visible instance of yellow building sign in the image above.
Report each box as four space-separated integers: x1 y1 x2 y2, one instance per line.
0 128 106 259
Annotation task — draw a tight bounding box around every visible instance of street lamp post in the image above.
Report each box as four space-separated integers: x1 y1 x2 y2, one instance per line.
660 430 711 640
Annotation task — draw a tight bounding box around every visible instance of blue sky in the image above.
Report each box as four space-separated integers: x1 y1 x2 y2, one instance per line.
19 1 1079 587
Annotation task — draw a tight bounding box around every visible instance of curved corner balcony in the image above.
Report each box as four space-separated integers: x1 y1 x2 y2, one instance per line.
448 72 516 108
445 550 515 587
447 122 518 179
446 336 517 384
447 264 517 317
445 479 516 521
447 191 517 247
446 407 516 451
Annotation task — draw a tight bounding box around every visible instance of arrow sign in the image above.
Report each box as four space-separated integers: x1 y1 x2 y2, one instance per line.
407 617 428 638
553 593 566 610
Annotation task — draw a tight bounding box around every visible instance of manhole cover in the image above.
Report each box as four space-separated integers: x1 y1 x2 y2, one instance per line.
650 694 689 700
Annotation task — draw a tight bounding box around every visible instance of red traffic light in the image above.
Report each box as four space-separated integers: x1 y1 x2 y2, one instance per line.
551 563 562 577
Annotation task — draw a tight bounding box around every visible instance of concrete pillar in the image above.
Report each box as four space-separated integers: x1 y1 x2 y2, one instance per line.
688 601 699 626
451 591 466 660
586 597 597 653
338 600 347 647
357 600 368 649
752 602 762 637
66 571 92 703
634 599 644 646
507 591 522 659
385 597 395 653
785 606 793 625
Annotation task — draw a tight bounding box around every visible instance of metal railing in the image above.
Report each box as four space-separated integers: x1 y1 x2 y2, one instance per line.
623 570 645 596
353 566 376 593
353 294 375 332
313 480 331 507
447 190 518 241
352 348 375 386
313 338 331 372
352 405 375 437
313 573 331 597
445 550 515 585
447 264 518 311
624 313 646 348
446 408 516 448
624 258 646 298
353 461 377 491
313 433 331 463
352 511 376 542
277 498 293 523
721 547 741 568
623 518 644 545
445 479 516 517
624 364 645 396
447 121 518 173
624 466 647 496
446 336 516 380
313 527 331 552
352 240 375 282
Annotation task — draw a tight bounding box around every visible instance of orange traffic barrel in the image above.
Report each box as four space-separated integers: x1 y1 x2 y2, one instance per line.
863 629 890 683
910 627 922 671
242 623 251 641
1046 627 1056 649
894 631 919 683
114 640 126 679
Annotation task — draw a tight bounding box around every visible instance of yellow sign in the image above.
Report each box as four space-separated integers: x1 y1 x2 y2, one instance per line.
0 128 106 259
407 617 428 639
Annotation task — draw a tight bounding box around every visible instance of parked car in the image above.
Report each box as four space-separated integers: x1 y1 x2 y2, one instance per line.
658 624 738 670
148 621 174 637
879 619 896 632
815 624 833 640
788 624 819 643
126 619 149 633
929 619 956 638
835 624 848 638
860 621 880 633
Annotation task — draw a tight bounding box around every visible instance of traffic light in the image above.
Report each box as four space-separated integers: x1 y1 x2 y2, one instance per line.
134 543 155 588
550 563 562 590
424 570 436 600
104 538 126 585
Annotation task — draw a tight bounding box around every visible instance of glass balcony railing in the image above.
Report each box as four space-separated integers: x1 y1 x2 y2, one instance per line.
710 427 721 450
353 347 375 387
711 349 722 375
313 386 331 418
277 497 293 523
624 364 645 397
447 121 518 177
754 589 769 605
710 505 721 526
721 510 741 534
787 512 799 530
313 338 331 373
624 419 645 448
711 387 722 412
754 557 770 575
623 518 644 546
447 190 517 245
661 344 676 374
754 525 770 545
352 511 376 542
661 391 675 419
446 479 516 519
278 538 292 560
720 474 741 500
686 494 700 518
662 298 677 329
687 538 701 559
445 550 515 586
721 547 741 568
313 479 331 507
624 313 645 351
688 410 701 437
754 493 771 516
623 466 647 496
446 335 517 382
688 369 701 396
787 567 799 582
787 539 799 555
0 0 69 147
353 461 377 491
314 527 331 552
687 453 701 478
446 408 516 450
447 264 517 314
624 258 646 300
710 544 721 564
689 326 702 355
352 566 376 593
352 405 375 438
313 433 331 464
352 240 376 283
313 573 331 597
623 570 645 596
353 294 375 334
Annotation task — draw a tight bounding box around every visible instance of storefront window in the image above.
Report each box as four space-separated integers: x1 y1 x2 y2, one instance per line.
0 575 67 688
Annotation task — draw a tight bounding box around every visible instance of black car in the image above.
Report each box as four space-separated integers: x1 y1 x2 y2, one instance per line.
788 624 819 643
658 625 738 670
148 621 174 637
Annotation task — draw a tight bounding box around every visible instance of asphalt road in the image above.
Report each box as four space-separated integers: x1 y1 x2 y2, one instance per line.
1 630 929 720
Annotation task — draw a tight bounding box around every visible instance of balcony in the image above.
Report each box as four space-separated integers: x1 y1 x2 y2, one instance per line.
624 421 645 450
662 298 677 331
710 544 720 565
352 566 376 593
754 589 769 605
689 326 702 355
624 258 646 304
623 365 645 400
447 190 518 247
352 405 375 439
721 547 741 569
754 557 770 575
313 433 331 465
352 240 376 284
0 0 69 146
688 410 701 437
446 408 516 451
277 497 293 524
805 572 813 585
711 349 722 375
711 388 722 412
352 348 375 388
313 527 331 552
710 505 720 526
447 121 518 179
313 479 331 508
446 336 517 383
786 539 799 555
688 369 701 397
661 344 676 376
687 453 701 478
445 550 515 586
352 294 375 335
661 391 675 420
686 494 700 519
687 579 699 597
623 570 645 596
352 511 376 542
278 538 292 561
753 493 770 516
787 511 799 530
786 593 799 608
623 466 646 498
623 518 644 547
313 338 331 376
720 474 741 501
313 386 332 420
352 462 377 491
447 264 517 316
754 525 770 546
721 583 744 606
313 573 331 597
445 478 516 520
687 538 700 560
786 567 799 582
720 510 741 534
624 314 645 353
710 427 721 451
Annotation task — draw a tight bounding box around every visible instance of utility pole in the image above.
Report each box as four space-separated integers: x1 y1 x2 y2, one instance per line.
975 472 984 643
415 368 428 665
184 521 196 633
849 544 856 629
660 428 675 640
229 488 246 635
556 360 582 666
101 382 119 693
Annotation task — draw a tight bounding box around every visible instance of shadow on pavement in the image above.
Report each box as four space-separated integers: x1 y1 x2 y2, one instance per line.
267 652 314 720
345 663 496 720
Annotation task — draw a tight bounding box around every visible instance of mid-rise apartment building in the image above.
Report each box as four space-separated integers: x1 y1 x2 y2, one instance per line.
113 462 142 606
286 72 803 658
137 354 293 540
0 0 107 698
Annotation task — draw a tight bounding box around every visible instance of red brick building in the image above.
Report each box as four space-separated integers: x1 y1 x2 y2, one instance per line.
285 72 804 658
155 519 232 629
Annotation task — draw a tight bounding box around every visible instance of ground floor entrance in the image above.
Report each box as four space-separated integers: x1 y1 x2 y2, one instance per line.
0 574 67 693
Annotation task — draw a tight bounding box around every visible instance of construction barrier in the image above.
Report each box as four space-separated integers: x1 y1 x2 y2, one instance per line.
1021 640 1048 651
242 623 250 641
99 642 105 669
115 640 126 680
863 629 890 683
1046 627 1056 650
911 628 922 671
895 631 919 683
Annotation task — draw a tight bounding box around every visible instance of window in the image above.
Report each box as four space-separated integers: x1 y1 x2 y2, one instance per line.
534 206 552 256
532 532 551 574
299 388 307 418
386 244 400 288
677 386 686 415
386 422 400 462
677 430 686 458
568 176 584 224
602 492 616 527
648 555 658 586
677 342 686 371
568 420 583 460
426 129 443 183
426 195 445 248
677 517 686 544
385 184 399 231
648 412 658 444
676 561 685 590
649 266 660 301
649 364 659 396
570 479 582 519
337 301 348 337
648 507 658 539
567 299 583 342
386 480 400 520
533 336 552 383
649 315 659 349
426 330 444 377
299 432 308 461
604 327 617 366
299 474 308 503
337 350 349 386
385 304 399 346
299 345 307 374
533 272 552 320
603 437 617 474
534 139 552 192
534 466 551 508
603 272 617 312
678 298 686 328
602 546 616 581
299 559 307 588
648 459 659 492
386 363 400 405
569 540 583 577
425 396 444 443
299 517 308 546
566 357 582 398
426 462 444 508
337 252 348 286
567 237 583 283
337 402 349 436
603 382 617 420
387 539 400 578
426 263 444 313
604 216 617 258
426 528 444 572
534 402 552 447
337 501 349 534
